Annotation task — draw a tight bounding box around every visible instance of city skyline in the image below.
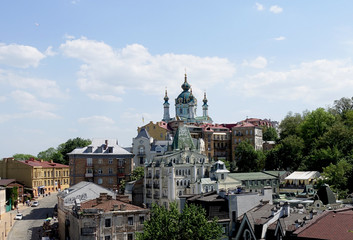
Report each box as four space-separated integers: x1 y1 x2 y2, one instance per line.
1 1 353 157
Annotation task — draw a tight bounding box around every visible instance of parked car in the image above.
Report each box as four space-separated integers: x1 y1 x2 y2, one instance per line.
15 213 23 220
32 201 39 207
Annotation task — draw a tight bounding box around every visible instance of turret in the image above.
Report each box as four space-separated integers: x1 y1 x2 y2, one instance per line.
202 92 208 117
163 89 170 122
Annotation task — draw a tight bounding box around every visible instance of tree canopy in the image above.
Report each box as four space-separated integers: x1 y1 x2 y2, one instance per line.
137 202 222 240
235 141 265 172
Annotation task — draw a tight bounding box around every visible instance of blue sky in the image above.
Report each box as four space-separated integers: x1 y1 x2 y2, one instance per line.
1 0 353 157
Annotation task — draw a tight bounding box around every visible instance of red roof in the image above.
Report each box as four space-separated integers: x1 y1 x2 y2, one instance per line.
295 208 353 240
81 198 145 212
232 122 256 128
19 159 68 168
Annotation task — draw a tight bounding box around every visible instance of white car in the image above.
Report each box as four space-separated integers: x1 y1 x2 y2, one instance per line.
32 201 39 207
15 213 23 220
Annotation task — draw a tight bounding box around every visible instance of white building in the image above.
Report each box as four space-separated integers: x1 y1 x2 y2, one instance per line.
144 126 212 209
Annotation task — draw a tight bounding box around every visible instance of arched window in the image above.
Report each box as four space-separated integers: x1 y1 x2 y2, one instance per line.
177 180 179 186
205 186 209 192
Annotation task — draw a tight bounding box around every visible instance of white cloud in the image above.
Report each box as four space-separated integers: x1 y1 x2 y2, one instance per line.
274 36 286 41
11 90 56 111
87 94 122 102
64 34 75 40
230 58 353 104
270 5 283 14
0 69 66 99
0 111 58 123
60 38 236 99
255 3 264 11
0 43 46 68
78 115 115 125
45 46 57 56
0 95 6 102
242 56 268 69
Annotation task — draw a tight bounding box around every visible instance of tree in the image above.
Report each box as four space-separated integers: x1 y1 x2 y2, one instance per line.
12 154 37 160
278 112 303 140
57 137 91 165
265 135 304 171
130 166 144 181
331 97 353 115
137 202 222 240
300 108 335 150
37 147 64 163
262 126 278 141
320 159 353 199
234 141 264 172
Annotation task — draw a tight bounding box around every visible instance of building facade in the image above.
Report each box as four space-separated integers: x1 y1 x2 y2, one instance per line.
144 126 212 209
0 158 69 197
68 139 133 191
68 192 149 240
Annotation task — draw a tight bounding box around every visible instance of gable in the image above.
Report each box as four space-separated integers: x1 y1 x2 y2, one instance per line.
235 214 257 240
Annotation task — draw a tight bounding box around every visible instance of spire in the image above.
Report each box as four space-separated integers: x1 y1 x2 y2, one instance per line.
164 89 169 103
203 92 208 106
181 73 191 91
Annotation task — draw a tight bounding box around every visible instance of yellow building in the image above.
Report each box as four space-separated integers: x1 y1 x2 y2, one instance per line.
138 121 170 141
0 158 69 197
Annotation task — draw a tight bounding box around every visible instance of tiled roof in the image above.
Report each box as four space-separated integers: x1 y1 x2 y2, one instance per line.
0 179 17 186
295 208 353 240
81 197 145 212
19 159 68 168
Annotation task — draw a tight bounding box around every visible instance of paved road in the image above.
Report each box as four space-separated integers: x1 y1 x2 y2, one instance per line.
8 193 58 240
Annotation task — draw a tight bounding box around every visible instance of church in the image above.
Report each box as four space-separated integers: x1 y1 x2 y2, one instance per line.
162 74 213 124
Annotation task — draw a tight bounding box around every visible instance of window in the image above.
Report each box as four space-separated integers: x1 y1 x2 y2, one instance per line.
140 157 144 164
108 158 113 164
105 218 111 227
98 158 103 164
221 174 224 180
108 168 113 174
105 236 111 240
98 169 103 174
98 178 103 184
139 216 145 224
128 234 133 240
118 168 124 174
119 159 125 167
87 158 93 166
108 178 113 184
128 216 134 225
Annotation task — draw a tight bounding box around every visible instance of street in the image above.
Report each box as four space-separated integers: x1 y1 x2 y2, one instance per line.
7 193 58 240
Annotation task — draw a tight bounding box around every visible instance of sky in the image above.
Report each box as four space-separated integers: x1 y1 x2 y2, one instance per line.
1 0 353 158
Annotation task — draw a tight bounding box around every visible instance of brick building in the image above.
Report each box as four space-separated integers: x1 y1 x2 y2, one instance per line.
68 139 133 191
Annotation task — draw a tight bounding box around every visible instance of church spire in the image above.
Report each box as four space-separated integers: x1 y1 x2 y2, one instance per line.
202 92 209 117
163 88 170 122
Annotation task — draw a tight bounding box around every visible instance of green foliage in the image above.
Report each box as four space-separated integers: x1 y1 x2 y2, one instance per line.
57 137 91 165
262 126 278 141
11 186 18 204
130 166 145 181
278 112 303 139
37 147 64 163
320 159 353 199
234 141 264 172
12 154 37 160
119 179 126 194
137 202 222 240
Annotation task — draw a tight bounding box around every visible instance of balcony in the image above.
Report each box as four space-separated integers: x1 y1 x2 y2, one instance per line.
154 194 160 199
146 174 152 179
153 184 160 188
126 225 136 232
137 152 146 156
146 193 152 198
154 174 160 179
162 195 168 199
85 173 93 178
81 227 96 236
146 184 152 188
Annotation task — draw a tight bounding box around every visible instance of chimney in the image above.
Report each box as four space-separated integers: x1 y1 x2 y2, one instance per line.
283 202 290 217
116 195 130 203
310 209 317 219
120 204 126 211
96 198 102 204
107 195 112 200
295 219 303 228
104 140 108 150
100 193 108 200
113 204 119 211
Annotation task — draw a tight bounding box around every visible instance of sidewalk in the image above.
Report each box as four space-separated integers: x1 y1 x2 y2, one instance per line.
0 196 45 240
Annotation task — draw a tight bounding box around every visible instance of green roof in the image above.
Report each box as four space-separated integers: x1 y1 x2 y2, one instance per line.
172 126 195 151
229 172 277 181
